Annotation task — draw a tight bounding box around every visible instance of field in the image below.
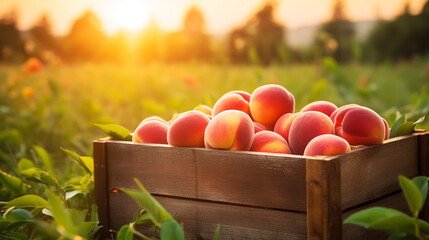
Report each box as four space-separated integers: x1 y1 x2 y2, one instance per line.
0 59 429 238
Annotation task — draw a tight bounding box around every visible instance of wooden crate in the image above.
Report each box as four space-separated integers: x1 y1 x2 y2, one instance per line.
93 131 429 240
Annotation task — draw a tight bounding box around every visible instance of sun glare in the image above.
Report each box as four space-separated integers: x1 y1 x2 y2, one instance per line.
104 0 149 33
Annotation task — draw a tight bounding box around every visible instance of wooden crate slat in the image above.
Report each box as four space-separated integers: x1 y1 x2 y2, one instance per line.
108 192 308 240
306 157 342 240
93 140 110 238
418 131 429 220
340 134 419 210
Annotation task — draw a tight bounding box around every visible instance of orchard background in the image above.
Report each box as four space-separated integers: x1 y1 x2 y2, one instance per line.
0 0 429 239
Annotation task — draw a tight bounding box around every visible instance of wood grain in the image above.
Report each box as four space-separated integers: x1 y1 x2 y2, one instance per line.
418 131 429 220
93 140 110 239
108 192 308 240
105 141 308 212
306 157 342 240
340 134 419 210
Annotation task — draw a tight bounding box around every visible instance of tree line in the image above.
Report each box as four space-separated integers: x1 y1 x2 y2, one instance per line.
0 0 428 65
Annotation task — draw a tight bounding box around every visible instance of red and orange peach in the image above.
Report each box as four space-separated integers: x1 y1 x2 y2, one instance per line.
273 113 300 142
303 134 351 156
250 131 292 154
133 119 169 144
204 110 254 151
288 111 335 155
301 100 338 117
167 111 210 147
212 91 251 117
249 84 295 130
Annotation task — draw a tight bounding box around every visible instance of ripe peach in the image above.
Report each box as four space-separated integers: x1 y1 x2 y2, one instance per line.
330 104 359 123
193 104 213 116
288 111 335 155
141 116 169 125
250 131 292 154
229 90 251 102
300 100 338 117
204 110 254 151
254 122 267 133
334 106 385 146
132 120 169 144
212 91 251 117
249 84 295 130
167 111 210 147
273 113 300 142
303 134 351 156
382 118 390 140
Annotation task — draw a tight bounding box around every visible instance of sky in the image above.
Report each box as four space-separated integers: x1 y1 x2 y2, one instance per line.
0 0 427 36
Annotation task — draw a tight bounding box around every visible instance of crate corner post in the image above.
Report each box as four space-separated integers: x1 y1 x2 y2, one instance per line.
306 156 342 240
93 140 110 239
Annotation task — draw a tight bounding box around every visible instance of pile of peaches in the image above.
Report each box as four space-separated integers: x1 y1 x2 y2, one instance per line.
132 84 389 156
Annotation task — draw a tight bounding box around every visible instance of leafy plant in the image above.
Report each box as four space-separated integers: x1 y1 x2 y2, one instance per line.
344 175 429 239
390 113 425 138
116 178 184 240
95 123 132 141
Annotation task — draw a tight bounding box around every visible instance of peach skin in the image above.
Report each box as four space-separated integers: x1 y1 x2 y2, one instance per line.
249 84 295 130
212 91 251 117
330 104 359 123
382 117 390 140
167 110 210 147
194 104 213 116
254 122 268 133
250 130 292 154
300 100 338 117
303 134 351 156
132 120 169 144
333 106 385 146
288 111 335 155
274 113 300 142
204 110 254 151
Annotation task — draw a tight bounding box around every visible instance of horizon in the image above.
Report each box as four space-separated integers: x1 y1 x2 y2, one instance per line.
0 0 427 36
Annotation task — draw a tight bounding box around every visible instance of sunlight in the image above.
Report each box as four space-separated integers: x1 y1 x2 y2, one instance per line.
104 0 149 33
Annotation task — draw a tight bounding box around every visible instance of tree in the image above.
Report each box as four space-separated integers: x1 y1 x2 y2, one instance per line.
28 14 61 59
228 1 287 65
0 9 25 61
137 17 164 62
313 0 355 62
64 10 107 61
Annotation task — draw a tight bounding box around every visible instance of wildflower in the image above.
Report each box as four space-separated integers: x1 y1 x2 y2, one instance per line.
22 87 35 99
183 74 199 90
22 57 43 73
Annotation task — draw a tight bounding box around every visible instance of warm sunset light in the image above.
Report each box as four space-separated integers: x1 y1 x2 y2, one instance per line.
104 0 149 32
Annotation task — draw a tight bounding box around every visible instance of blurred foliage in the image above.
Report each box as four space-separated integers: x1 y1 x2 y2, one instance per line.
228 2 287 65
313 0 355 63
0 9 26 62
363 1 429 63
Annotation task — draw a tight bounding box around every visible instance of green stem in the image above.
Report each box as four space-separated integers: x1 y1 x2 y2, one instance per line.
414 216 423 240
130 222 153 240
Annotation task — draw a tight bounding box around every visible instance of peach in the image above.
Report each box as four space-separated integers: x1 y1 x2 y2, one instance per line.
204 110 254 151
303 134 351 156
250 84 295 129
250 131 292 154
167 111 210 147
254 122 267 133
334 106 385 146
133 120 169 144
300 100 338 117
212 91 251 117
382 118 390 140
193 104 213 116
330 104 359 123
273 113 300 142
229 90 251 102
288 111 335 155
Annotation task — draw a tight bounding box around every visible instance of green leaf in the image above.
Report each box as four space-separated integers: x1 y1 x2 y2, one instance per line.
390 113 405 138
412 176 429 206
32 145 53 171
390 115 425 138
94 123 132 141
120 178 172 225
46 189 74 234
399 175 423 216
344 207 415 234
0 170 27 195
65 190 82 201
4 195 49 209
20 168 41 178
4 208 34 222
17 158 34 172
215 225 220 240
61 148 92 175
160 219 184 240
116 225 133 240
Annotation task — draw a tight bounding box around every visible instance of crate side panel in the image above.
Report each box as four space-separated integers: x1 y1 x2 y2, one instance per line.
105 142 198 198
109 192 307 240
195 150 307 212
342 191 408 240
340 135 419 209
